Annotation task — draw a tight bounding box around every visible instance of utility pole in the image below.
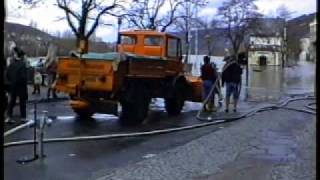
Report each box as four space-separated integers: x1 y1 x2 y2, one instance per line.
116 17 122 51
195 5 199 57
282 19 287 68
185 0 190 64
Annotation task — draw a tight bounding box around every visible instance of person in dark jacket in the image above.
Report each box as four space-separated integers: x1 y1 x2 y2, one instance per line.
222 55 243 112
6 47 28 123
201 56 218 112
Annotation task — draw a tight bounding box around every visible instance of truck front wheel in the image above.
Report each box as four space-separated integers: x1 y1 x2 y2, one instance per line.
164 77 187 116
73 108 94 119
70 95 95 119
120 99 149 126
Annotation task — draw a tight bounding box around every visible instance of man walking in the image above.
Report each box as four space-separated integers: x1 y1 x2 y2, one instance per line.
222 55 243 112
6 47 28 123
201 56 218 112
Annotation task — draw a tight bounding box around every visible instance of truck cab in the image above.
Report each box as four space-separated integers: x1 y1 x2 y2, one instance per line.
118 30 182 60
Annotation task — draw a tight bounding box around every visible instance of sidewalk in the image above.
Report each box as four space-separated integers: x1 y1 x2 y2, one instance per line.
95 99 316 180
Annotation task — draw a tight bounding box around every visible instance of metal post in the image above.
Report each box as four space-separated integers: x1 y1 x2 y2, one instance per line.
245 52 249 100
33 102 37 157
282 20 287 68
38 110 48 159
16 102 39 164
195 5 198 57
185 0 190 64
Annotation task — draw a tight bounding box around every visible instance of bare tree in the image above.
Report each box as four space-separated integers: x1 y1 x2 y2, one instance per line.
125 0 203 32
196 18 219 56
173 0 207 62
218 0 261 59
23 0 124 52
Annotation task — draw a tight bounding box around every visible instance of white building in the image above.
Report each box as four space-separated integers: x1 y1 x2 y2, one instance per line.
248 35 285 66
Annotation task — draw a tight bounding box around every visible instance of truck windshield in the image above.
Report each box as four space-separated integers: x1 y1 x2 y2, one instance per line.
144 36 163 46
120 35 136 45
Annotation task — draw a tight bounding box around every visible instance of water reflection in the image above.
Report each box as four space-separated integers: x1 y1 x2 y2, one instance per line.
245 61 315 102
246 65 285 101
189 56 315 102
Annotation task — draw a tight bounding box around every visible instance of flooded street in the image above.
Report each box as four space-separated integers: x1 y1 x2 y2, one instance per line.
189 56 315 102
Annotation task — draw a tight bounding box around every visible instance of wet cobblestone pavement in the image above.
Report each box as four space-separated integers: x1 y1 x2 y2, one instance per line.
96 100 315 180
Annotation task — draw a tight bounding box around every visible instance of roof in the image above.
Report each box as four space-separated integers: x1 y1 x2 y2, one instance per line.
120 30 179 39
250 18 286 37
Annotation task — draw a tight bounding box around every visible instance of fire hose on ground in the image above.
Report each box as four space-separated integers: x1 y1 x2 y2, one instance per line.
4 95 315 148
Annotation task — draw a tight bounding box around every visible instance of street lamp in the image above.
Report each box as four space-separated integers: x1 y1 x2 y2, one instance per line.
116 17 122 51
205 34 211 55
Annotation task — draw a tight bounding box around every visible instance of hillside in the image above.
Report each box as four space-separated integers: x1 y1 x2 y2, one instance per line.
4 22 114 58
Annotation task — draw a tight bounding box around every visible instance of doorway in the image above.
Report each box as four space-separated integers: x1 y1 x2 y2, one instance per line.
259 56 267 66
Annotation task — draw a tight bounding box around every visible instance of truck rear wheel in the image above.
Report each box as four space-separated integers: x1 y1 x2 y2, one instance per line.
73 108 94 119
119 82 151 126
120 99 149 126
165 96 184 116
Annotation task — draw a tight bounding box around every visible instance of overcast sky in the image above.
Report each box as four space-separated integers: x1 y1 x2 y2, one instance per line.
6 0 317 42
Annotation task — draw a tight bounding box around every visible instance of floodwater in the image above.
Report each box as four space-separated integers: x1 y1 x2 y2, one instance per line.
189 57 316 102
244 60 315 102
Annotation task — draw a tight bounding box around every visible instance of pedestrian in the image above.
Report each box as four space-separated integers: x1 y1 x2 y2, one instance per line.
32 69 42 95
6 46 28 123
44 44 58 99
200 55 218 112
222 55 243 113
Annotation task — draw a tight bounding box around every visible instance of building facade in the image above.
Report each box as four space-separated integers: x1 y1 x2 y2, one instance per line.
309 17 316 62
248 35 285 66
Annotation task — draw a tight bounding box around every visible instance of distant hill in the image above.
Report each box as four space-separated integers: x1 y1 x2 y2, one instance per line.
4 22 114 58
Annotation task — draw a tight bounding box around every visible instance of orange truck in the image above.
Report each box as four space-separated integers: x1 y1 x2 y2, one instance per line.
55 30 203 125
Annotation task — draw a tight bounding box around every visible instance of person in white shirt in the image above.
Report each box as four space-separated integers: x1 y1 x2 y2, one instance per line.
32 69 42 95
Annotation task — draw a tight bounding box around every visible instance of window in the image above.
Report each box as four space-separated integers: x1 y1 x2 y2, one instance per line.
167 38 179 58
120 35 136 45
144 36 163 46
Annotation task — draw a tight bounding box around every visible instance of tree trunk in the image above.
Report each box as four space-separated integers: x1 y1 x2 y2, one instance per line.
76 37 89 54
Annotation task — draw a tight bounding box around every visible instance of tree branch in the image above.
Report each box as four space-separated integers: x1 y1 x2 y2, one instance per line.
86 3 117 38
